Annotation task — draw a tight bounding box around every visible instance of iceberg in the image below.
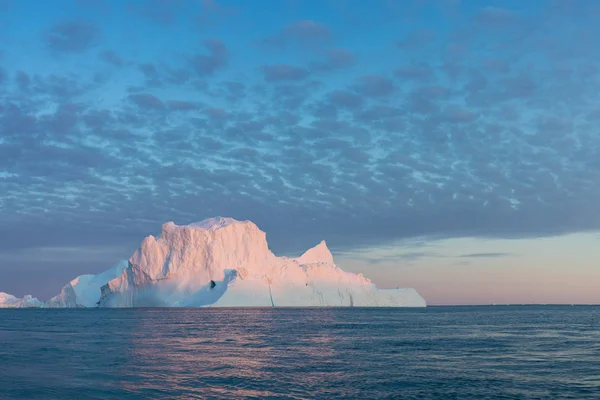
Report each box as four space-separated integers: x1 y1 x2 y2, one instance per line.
2 217 426 308
0 292 44 308
48 260 129 307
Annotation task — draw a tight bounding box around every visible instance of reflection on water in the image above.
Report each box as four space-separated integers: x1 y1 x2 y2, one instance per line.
0 306 599 399
121 308 339 398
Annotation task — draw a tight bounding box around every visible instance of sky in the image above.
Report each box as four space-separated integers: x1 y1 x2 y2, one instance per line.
0 0 599 304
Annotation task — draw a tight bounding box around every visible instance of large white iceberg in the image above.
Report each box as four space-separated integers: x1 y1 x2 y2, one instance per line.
1 217 426 308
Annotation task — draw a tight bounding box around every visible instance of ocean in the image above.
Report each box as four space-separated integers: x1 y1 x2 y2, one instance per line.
0 306 598 399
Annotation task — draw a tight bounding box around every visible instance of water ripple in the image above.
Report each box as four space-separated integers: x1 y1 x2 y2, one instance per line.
0 306 599 399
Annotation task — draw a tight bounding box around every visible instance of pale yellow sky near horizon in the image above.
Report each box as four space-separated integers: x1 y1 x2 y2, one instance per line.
338 232 600 305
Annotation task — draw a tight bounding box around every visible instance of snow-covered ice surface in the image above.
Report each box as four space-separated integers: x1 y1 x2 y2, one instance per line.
2 217 426 308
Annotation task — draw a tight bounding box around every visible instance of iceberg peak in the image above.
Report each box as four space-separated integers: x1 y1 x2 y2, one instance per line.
297 240 334 265
161 217 253 235
187 216 249 231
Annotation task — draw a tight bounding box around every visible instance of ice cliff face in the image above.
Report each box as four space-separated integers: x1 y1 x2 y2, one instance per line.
97 217 426 307
0 217 426 308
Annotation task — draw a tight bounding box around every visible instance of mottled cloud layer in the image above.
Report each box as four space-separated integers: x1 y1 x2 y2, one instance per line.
1 0 600 295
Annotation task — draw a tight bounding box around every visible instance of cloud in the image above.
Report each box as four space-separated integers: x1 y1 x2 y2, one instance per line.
397 29 435 48
326 48 356 68
356 251 441 264
406 89 440 115
440 106 479 123
355 105 402 123
128 93 165 110
203 107 229 122
328 90 363 109
99 50 125 67
459 252 514 258
312 48 356 71
283 20 330 40
0 103 38 138
137 63 162 87
83 109 112 129
395 64 435 82
483 58 511 73
30 73 100 99
219 81 245 102
196 0 237 29
45 21 98 53
354 74 394 97
14 70 30 91
40 102 84 136
167 100 198 111
190 38 228 76
270 82 322 109
499 74 536 98
127 0 187 25
260 20 331 49
260 65 310 82
474 6 518 28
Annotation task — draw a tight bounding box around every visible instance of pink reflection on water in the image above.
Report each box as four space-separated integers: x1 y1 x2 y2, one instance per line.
118 308 341 398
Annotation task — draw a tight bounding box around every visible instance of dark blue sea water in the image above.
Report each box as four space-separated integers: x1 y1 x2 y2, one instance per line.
0 306 599 399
